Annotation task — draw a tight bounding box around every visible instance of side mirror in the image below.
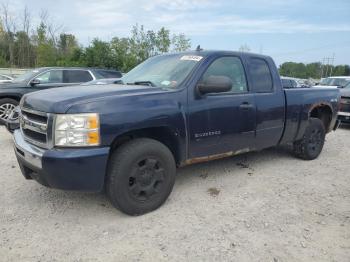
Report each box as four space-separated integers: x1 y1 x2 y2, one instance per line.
30 78 41 86
197 75 232 95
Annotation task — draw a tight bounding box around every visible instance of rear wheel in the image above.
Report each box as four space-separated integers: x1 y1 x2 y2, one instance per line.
106 138 176 215
0 98 18 125
293 118 325 160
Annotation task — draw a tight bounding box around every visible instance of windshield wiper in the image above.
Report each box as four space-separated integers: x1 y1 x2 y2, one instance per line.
126 81 156 87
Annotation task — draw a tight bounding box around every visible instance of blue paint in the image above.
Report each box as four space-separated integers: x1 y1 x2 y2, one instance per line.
16 51 340 191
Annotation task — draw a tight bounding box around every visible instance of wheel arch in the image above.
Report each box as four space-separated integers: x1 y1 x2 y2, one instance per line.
109 126 183 166
309 103 333 132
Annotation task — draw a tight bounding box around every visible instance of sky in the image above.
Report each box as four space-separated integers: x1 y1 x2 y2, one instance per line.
6 0 350 65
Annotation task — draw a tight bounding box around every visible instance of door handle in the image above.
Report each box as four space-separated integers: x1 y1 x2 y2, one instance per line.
239 102 254 110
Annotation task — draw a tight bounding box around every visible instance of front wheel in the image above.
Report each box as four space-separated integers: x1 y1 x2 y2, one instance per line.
0 98 19 125
293 118 326 160
106 138 176 216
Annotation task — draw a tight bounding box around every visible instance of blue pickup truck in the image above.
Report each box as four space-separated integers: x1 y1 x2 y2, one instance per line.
13 50 340 215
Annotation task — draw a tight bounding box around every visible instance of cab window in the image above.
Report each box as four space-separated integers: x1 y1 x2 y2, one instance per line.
249 58 273 93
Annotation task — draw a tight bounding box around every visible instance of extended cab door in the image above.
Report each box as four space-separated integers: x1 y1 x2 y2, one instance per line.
245 55 285 149
188 55 256 158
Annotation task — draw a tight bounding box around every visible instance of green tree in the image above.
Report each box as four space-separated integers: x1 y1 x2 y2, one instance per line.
110 37 137 72
14 31 34 67
58 34 78 56
35 22 57 66
279 62 307 78
305 62 322 79
172 33 191 52
56 34 82 66
156 27 170 53
0 6 193 71
83 38 113 68
0 20 9 67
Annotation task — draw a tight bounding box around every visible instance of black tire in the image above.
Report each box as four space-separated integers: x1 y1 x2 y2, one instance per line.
293 118 326 160
0 98 19 125
106 138 176 216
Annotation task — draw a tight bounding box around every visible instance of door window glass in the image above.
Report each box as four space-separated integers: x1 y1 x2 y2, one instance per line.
36 70 63 84
200 57 248 93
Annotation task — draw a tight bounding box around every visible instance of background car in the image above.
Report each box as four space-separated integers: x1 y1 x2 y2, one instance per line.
81 78 122 85
280 76 301 88
338 82 350 124
0 74 14 84
318 76 350 88
0 67 122 124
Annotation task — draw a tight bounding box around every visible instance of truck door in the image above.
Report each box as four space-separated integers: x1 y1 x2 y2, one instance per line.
246 56 285 149
188 56 256 158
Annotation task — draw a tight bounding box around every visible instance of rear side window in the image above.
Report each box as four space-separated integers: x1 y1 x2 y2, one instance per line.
65 70 93 83
96 70 122 79
249 58 273 93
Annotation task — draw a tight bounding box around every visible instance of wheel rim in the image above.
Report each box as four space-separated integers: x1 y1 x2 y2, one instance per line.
0 103 16 121
307 128 323 154
128 157 165 201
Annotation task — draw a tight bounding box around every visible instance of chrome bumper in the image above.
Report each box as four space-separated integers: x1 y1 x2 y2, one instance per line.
13 129 44 169
338 111 350 117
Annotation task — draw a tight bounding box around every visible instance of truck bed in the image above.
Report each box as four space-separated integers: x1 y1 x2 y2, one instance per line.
280 87 340 144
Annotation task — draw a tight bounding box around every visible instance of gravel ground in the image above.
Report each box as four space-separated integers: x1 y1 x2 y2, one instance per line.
0 125 349 262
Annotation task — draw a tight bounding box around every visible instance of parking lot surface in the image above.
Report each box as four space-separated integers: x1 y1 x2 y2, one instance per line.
0 126 349 261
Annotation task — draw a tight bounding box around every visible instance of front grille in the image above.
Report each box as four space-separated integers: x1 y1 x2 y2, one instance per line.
20 108 50 148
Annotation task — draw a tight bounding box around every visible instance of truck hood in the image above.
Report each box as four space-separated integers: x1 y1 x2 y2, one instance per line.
22 84 168 113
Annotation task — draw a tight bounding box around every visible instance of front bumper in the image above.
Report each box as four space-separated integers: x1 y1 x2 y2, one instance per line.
13 130 110 192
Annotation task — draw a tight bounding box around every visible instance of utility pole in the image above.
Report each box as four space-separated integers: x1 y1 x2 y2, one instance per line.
321 58 325 78
325 57 330 78
329 53 335 76
321 55 336 78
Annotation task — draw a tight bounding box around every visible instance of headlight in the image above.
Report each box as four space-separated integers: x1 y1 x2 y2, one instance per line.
54 113 100 147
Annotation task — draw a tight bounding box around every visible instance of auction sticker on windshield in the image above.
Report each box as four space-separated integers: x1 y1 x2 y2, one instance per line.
180 55 203 61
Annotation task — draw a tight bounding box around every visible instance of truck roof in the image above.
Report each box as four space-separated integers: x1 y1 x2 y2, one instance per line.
162 50 272 60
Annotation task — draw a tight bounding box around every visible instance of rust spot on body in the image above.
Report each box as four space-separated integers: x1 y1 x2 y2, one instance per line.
181 148 251 167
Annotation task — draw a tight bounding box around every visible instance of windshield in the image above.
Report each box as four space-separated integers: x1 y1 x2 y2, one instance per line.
121 54 203 89
320 77 350 87
13 69 41 83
